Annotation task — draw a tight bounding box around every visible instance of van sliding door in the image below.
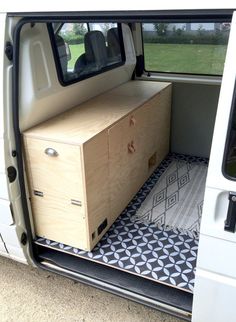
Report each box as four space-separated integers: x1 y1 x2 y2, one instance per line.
192 11 236 322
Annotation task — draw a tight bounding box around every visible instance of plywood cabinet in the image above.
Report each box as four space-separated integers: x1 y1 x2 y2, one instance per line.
23 81 172 251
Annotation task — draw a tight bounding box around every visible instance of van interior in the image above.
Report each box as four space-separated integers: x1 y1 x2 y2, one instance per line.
12 14 232 320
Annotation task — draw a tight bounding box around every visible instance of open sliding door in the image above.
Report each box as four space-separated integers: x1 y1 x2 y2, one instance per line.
193 11 236 322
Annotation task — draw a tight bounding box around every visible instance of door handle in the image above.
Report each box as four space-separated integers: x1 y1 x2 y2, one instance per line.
44 148 58 157
224 193 236 232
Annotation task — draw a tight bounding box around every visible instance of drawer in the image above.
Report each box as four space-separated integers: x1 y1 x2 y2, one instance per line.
108 112 147 219
108 89 171 219
24 137 85 202
31 194 88 250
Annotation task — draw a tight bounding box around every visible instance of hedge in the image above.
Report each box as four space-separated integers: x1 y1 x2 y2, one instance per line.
62 33 84 45
143 33 229 45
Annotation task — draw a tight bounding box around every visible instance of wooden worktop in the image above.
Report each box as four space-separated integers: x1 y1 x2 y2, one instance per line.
24 81 171 145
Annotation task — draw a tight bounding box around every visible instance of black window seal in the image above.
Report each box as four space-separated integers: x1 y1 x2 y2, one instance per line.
8 9 235 19
48 21 126 87
141 16 232 78
222 78 236 181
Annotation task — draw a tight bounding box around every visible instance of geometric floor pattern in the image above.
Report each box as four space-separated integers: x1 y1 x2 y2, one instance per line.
35 153 208 293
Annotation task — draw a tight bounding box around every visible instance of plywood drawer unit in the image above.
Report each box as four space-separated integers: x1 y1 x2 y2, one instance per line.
23 80 172 251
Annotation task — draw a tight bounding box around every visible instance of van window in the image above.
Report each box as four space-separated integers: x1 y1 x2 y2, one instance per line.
142 22 230 76
224 87 236 178
50 22 125 85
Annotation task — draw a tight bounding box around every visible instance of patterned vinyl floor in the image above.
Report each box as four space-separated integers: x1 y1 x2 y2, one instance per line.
35 153 208 293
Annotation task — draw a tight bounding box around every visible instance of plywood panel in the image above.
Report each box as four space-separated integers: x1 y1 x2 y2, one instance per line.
24 137 85 202
23 81 172 251
108 112 140 220
31 195 88 250
109 86 171 219
82 131 110 247
24 81 171 144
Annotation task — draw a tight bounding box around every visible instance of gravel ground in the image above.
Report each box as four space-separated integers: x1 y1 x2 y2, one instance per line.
0 256 185 322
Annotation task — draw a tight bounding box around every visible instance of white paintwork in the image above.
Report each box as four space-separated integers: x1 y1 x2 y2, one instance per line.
197 234 236 279
193 12 236 322
198 11 236 242
0 234 8 256
0 0 235 13
0 224 27 263
0 14 5 165
193 269 236 322
19 23 136 131
0 139 5 173
0 13 27 263
0 241 8 254
0 174 9 201
0 199 13 225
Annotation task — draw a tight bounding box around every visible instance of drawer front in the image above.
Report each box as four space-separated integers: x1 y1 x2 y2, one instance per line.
24 137 85 203
132 87 171 174
31 194 88 250
108 113 146 219
108 87 171 219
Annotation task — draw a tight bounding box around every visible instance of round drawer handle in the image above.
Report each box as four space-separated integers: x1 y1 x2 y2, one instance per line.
44 148 58 157
128 141 136 154
130 116 136 126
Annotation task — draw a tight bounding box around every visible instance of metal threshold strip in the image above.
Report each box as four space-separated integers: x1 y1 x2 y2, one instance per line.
38 251 192 321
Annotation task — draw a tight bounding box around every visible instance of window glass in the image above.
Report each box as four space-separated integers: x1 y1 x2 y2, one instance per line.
142 22 231 75
52 22 124 84
224 90 236 178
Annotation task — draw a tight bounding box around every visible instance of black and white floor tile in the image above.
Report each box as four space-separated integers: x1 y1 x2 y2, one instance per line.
35 153 208 293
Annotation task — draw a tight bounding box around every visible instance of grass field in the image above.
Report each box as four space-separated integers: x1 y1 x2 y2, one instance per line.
68 43 227 75
68 44 85 70
143 43 227 75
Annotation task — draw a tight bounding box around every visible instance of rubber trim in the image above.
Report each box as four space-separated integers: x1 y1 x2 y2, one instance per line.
222 79 236 180
8 9 235 20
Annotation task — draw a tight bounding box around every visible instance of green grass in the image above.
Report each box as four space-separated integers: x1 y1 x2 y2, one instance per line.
143 43 227 75
67 43 227 75
68 44 85 69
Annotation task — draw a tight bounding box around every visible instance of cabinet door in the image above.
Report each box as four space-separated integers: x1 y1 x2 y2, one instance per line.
24 137 85 203
108 88 171 221
108 113 141 220
137 86 171 170
31 194 88 250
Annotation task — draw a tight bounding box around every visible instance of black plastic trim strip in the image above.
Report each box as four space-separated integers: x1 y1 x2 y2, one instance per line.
222 78 236 181
37 245 192 321
7 9 235 20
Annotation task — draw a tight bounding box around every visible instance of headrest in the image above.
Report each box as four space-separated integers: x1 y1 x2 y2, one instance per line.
107 28 121 58
84 30 107 68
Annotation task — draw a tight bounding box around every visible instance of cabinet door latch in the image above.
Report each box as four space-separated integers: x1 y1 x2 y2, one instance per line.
224 193 236 233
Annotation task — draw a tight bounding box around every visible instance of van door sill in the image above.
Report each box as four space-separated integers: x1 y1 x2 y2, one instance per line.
37 246 192 321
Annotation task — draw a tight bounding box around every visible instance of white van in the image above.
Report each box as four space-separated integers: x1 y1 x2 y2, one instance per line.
1 2 236 321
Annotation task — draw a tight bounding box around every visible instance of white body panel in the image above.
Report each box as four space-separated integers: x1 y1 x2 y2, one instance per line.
193 269 236 322
192 12 236 322
0 13 27 263
19 23 136 131
0 0 235 13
